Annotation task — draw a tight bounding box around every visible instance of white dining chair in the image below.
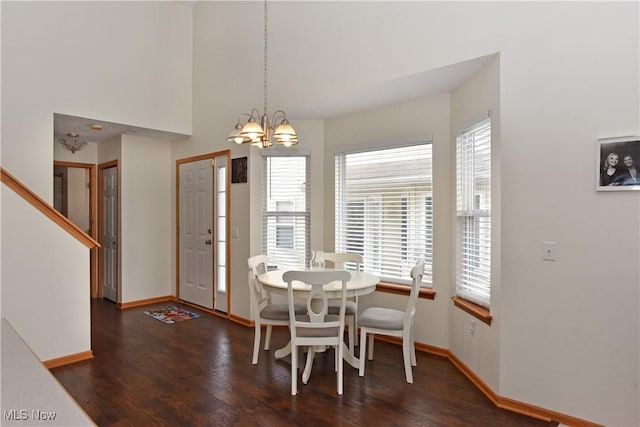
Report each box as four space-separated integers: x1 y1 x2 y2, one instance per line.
323 252 362 350
247 255 305 365
284 269 351 395
357 260 425 383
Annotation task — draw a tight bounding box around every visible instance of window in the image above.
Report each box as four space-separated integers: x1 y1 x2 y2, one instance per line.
275 201 294 249
456 117 491 308
263 155 310 269
335 143 432 286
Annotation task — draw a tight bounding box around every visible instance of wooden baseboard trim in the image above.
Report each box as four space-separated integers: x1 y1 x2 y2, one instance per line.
446 351 602 426
370 337 599 425
495 395 602 427
44 350 94 369
448 351 501 406
374 334 449 358
118 296 174 309
228 314 252 327
176 300 229 319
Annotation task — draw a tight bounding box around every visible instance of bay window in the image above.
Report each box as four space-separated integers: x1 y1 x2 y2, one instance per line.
335 142 432 286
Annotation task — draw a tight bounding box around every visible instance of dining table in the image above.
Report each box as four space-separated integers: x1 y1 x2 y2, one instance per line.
258 268 380 369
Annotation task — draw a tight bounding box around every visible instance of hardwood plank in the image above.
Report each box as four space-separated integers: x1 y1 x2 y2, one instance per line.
51 300 557 426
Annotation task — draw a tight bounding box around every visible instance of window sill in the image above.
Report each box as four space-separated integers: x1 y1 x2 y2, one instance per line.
376 282 435 300
451 296 492 325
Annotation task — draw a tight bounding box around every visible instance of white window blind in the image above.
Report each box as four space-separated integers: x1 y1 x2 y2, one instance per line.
263 155 310 269
456 118 491 307
335 143 433 286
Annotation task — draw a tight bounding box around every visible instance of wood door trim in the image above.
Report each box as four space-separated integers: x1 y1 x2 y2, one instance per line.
176 150 231 312
54 161 98 298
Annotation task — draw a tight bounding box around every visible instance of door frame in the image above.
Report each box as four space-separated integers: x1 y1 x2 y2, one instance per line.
98 160 119 302
176 150 231 315
54 161 98 298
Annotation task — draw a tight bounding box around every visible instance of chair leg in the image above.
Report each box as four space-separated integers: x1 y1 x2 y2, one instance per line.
359 329 367 377
353 305 359 347
264 325 273 350
337 342 344 395
291 344 298 395
252 323 261 365
367 333 375 361
410 326 417 366
402 335 414 384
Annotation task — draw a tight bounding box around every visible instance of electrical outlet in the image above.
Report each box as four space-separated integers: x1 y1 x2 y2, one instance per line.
469 319 477 335
543 241 557 261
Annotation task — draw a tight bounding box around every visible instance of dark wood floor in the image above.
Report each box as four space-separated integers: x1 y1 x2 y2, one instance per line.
52 299 557 427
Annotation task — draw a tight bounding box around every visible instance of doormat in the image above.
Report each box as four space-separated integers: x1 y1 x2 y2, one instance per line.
143 306 201 325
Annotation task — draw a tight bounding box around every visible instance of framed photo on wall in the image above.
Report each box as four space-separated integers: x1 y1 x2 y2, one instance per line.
232 156 248 184
596 135 640 191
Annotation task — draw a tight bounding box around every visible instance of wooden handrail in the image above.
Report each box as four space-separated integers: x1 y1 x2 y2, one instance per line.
1 167 100 249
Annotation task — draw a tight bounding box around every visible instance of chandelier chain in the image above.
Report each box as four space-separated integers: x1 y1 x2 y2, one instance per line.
226 0 298 148
263 0 268 116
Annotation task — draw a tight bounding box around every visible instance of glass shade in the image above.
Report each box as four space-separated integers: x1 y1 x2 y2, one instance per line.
240 120 265 140
274 122 297 140
226 124 251 144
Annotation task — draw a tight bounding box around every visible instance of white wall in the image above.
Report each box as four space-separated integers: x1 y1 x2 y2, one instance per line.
0 1 191 363
449 55 501 392
54 141 98 165
200 2 638 425
1 188 90 361
120 135 172 303
496 4 639 422
1 1 192 200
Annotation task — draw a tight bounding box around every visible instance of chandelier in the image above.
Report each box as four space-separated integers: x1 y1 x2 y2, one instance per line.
56 133 87 154
226 0 298 149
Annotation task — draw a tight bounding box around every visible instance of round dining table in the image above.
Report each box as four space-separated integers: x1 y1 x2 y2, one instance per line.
258 268 379 368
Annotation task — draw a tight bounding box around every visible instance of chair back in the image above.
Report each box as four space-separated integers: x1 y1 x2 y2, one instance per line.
247 255 270 311
404 260 425 328
323 252 362 271
283 270 351 336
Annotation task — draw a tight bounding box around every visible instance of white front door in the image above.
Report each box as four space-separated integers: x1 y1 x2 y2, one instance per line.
102 166 118 302
179 159 213 309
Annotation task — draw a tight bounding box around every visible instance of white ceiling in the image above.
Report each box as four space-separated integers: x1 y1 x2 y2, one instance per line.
290 54 495 120
54 52 494 145
54 114 190 145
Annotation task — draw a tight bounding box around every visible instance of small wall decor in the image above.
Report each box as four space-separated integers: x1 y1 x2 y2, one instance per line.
597 136 640 191
232 156 248 184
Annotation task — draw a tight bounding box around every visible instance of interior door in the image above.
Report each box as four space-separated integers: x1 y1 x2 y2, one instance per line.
102 166 118 302
179 159 213 309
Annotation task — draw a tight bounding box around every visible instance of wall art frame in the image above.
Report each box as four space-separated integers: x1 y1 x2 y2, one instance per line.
596 135 640 191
